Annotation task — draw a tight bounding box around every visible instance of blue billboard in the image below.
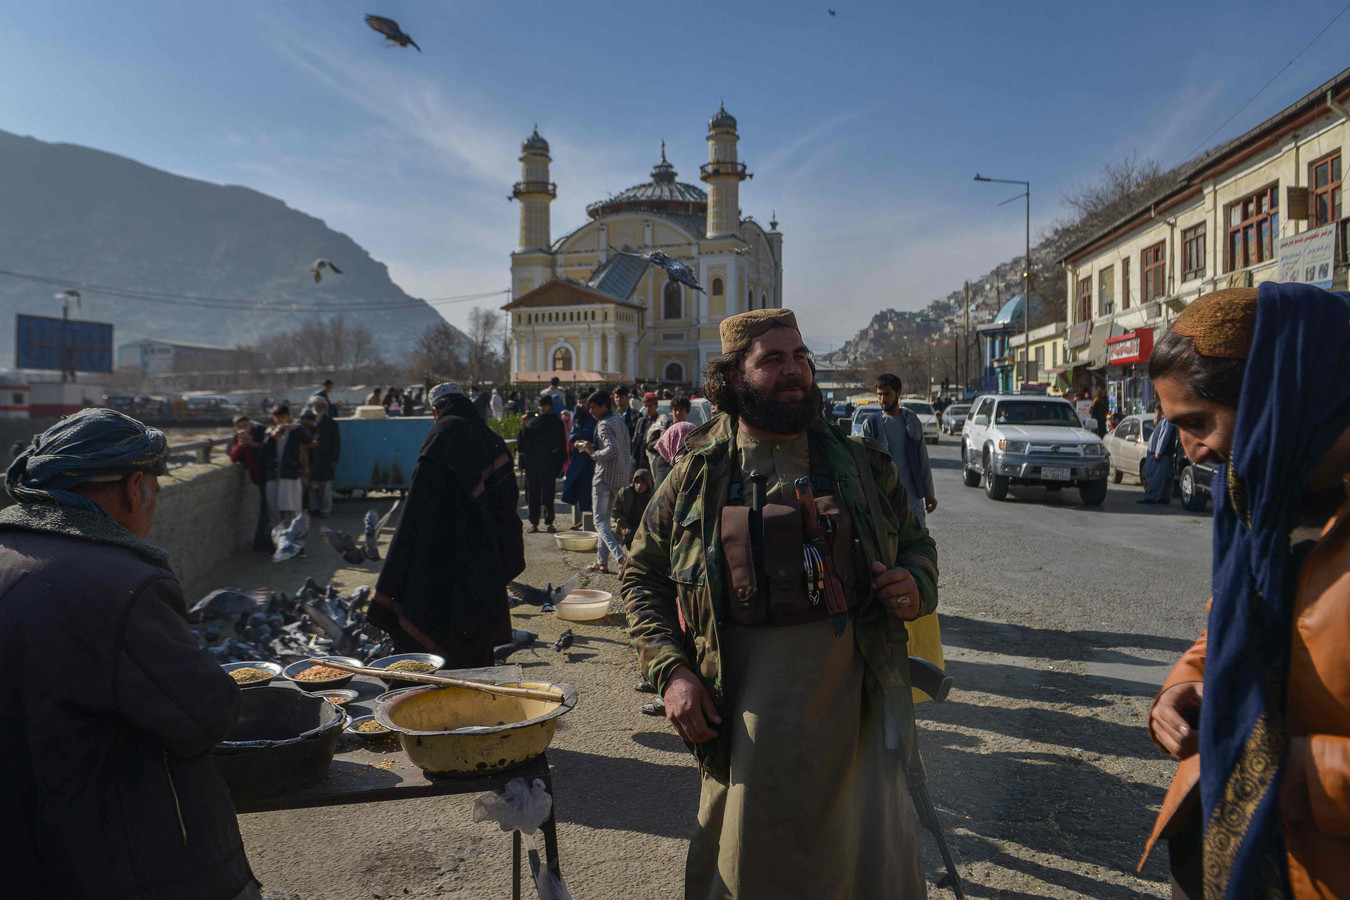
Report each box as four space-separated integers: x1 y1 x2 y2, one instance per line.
16 314 114 373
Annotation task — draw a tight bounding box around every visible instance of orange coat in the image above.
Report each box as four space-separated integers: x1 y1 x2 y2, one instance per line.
1143 475 1350 897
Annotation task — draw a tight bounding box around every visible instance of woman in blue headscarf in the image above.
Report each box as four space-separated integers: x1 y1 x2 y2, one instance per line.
1139 284 1350 899
560 403 595 529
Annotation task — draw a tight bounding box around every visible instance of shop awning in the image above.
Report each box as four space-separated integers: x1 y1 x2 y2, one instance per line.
1085 326 1110 369
512 370 625 384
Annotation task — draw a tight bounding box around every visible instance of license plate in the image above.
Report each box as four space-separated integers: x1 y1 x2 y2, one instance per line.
1043 467 1071 481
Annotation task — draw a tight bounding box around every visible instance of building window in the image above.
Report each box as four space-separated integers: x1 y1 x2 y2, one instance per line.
1122 257 1131 310
663 282 683 319
1181 223 1206 281
1098 266 1114 317
747 288 754 311
1226 184 1279 271
552 347 572 371
663 361 684 383
1076 276 1092 323
1311 153 1342 227
1141 241 1165 303
761 291 768 308
712 277 724 296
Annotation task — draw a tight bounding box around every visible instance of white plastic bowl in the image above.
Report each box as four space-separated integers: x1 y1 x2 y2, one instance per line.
555 531 599 552
554 589 613 621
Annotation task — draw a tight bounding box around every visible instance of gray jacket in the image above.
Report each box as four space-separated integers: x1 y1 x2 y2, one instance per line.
860 407 935 525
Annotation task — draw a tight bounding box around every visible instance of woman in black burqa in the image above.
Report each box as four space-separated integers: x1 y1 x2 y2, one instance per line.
371 384 525 667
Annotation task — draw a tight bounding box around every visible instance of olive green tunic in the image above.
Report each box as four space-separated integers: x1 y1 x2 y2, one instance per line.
683 432 925 900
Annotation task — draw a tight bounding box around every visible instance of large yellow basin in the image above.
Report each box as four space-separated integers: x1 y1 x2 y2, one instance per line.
375 681 577 777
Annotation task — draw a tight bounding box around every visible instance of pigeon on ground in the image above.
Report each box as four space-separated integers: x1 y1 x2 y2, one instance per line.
272 513 309 562
309 258 343 284
188 588 268 623
362 510 381 560
507 573 580 608
321 527 367 565
512 629 538 644
364 14 421 51
615 248 704 293
552 630 574 653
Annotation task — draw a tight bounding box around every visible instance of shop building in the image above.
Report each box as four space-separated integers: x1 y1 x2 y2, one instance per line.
1008 322 1069 392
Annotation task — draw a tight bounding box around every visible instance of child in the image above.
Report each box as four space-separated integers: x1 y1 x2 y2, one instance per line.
610 469 653 549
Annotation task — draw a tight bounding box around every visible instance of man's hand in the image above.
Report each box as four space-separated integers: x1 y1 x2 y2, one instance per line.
924 496 938 514
871 561 921 620
1151 681 1202 758
663 665 721 743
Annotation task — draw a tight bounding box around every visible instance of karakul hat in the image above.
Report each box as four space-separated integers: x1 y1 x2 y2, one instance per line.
719 308 800 354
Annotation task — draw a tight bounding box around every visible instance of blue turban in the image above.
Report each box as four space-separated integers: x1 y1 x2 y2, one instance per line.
6 408 169 514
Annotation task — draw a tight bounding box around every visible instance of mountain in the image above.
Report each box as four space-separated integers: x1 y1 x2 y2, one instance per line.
0 129 456 368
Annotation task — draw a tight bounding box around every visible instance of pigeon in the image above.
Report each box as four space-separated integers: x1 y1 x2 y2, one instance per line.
188 588 268 623
321 527 367 565
552 630 574 652
828 9 836 15
272 513 309 562
362 510 381 560
512 629 538 644
616 248 705 293
507 573 580 608
364 14 421 51
309 258 343 284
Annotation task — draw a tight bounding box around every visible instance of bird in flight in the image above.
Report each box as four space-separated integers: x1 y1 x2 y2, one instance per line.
508 573 580 609
617 248 705 293
365 15 421 51
310 259 343 284
828 9 837 15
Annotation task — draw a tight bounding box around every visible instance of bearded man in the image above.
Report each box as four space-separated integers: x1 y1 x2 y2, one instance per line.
623 308 940 899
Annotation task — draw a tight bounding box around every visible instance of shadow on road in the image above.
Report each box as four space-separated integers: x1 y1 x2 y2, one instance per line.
547 747 699 840
939 614 1195 659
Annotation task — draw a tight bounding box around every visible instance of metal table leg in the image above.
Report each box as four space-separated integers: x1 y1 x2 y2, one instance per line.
512 830 522 900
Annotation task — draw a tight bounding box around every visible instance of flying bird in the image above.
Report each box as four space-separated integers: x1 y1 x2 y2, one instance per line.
365 14 421 51
310 259 343 284
272 513 310 562
362 510 381 560
188 588 268 623
507 573 580 608
321 527 368 565
616 248 705 293
552 629 574 653
828 9 837 15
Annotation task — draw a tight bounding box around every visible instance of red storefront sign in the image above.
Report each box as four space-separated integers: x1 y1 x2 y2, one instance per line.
1106 328 1154 366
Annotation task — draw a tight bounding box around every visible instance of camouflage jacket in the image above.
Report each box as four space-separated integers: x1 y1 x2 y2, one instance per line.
622 413 940 781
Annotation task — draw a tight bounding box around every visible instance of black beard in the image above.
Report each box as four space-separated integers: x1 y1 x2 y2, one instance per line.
737 378 819 434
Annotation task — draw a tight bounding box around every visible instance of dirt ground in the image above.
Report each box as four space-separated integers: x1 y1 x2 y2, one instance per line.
203 492 1176 900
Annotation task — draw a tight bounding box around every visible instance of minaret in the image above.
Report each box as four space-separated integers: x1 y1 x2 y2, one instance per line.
700 102 749 239
513 126 555 251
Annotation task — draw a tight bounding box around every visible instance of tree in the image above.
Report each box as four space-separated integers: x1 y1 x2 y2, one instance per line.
465 307 507 386
408 321 466 384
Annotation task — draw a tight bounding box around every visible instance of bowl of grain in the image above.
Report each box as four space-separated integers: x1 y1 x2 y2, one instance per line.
304 688 360 707
366 652 446 689
282 656 363 690
346 714 396 743
222 661 283 687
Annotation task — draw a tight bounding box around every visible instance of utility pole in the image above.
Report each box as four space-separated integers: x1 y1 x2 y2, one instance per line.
974 174 1031 387
963 281 970 395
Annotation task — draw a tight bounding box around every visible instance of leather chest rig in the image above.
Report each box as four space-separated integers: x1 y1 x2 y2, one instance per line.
719 432 872 634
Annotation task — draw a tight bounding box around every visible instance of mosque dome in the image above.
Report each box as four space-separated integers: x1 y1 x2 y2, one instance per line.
708 103 737 132
521 127 549 153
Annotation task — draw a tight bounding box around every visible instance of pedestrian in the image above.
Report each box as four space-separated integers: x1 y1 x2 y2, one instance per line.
366 385 383 406
371 383 525 667
576 389 632 574
861 373 938 527
543 376 566 414
561 405 595 530
610 468 653 549
614 385 639 434
517 395 567 533
647 394 692 487
623 308 940 899
0 409 259 900
1090 387 1109 438
261 403 312 527
1140 285 1350 899
473 386 492 420
402 391 415 417
490 387 504 420
1138 402 1177 506
229 413 273 551
632 391 660 470
307 397 341 518
654 418 696 475
312 378 340 417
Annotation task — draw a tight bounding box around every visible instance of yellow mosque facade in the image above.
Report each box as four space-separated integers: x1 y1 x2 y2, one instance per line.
505 104 783 386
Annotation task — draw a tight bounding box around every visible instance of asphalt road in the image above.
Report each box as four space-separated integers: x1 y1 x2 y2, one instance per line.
235 436 1215 900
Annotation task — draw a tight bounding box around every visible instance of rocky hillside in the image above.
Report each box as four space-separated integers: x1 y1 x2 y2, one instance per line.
0 129 456 367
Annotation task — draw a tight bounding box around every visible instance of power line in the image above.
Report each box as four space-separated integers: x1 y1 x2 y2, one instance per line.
1178 1 1350 164
0 267 508 313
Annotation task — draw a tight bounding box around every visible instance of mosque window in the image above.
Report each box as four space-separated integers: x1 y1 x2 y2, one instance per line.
663 282 683 319
761 291 767 309
552 347 573 371
712 278 724 296
664 361 685 383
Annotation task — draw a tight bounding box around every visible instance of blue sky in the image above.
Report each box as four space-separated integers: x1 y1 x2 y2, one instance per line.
3 1 1349 349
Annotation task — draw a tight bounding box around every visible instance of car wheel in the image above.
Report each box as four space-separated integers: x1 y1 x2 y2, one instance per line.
1079 480 1108 506
983 452 1008 501
962 447 981 487
1181 466 1209 511
1110 463 1123 484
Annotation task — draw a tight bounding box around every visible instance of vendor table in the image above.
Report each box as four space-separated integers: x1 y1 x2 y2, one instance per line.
233 665 563 900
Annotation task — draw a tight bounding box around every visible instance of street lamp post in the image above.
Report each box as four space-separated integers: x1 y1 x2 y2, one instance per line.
974 174 1030 389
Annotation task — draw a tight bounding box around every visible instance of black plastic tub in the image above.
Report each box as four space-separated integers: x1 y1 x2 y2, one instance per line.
213 686 345 803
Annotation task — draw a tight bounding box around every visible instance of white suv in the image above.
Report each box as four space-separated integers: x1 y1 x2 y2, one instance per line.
960 394 1110 505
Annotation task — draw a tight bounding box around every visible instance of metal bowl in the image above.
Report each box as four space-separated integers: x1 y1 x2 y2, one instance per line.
554 590 613 622
282 656 363 690
305 688 360 707
555 531 598 552
222 661 283 687
346 714 397 743
375 681 577 777
375 686 423 705
366 652 446 689
213 686 347 802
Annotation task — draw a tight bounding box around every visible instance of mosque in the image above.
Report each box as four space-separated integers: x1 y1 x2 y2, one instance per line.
504 104 783 387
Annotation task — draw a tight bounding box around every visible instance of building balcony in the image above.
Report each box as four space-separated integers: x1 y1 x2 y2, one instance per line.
512 181 557 198
699 160 749 181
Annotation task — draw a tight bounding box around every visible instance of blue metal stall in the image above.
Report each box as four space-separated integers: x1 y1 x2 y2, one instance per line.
333 416 434 494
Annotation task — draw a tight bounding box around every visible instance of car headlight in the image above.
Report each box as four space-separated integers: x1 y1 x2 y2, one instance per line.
1081 443 1105 457
998 439 1027 453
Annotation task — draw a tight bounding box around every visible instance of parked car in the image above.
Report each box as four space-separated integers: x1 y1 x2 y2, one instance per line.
960 394 1110 505
900 400 940 444
941 403 971 434
850 402 879 437
656 397 713 427
1101 414 1154 485
1176 450 1218 511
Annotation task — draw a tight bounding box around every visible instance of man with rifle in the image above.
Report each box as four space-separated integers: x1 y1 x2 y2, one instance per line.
623 308 958 898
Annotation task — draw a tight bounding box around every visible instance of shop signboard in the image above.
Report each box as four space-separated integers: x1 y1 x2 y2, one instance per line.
1277 223 1337 289
1067 321 1091 348
16 314 114 373
1106 328 1154 366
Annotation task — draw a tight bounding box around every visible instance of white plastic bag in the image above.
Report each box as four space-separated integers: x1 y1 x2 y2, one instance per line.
471 777 572 899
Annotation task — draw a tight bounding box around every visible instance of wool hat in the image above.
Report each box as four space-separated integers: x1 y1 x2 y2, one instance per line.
719 308 800 354
1171 288 1259 359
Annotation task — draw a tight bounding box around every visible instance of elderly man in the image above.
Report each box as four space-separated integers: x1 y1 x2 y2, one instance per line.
372 383 525 667
624 309 940 899
0 409 257 900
